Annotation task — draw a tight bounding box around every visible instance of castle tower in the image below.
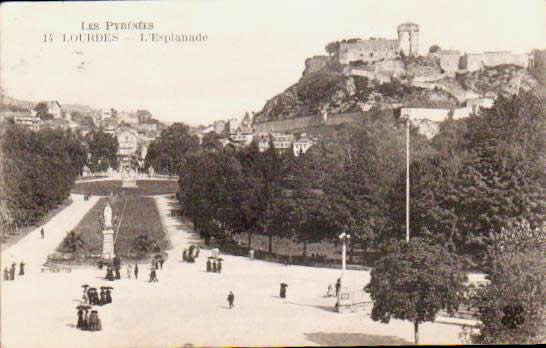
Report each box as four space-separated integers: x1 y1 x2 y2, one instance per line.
397 22 419 57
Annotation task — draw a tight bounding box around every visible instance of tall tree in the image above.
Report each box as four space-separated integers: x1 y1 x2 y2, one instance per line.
365 237 467 345
86 130 119 172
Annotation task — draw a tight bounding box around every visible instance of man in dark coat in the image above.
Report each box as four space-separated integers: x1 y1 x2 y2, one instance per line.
212 260 217 273
217 259 222 273
114 266 121 280
41 227 44 239
134 263 139 279
3 267 9 280
18 261 25 276
105 289 112 304
335 278 341 296
227 291 235 309
206 259 211 272
280 283 288 298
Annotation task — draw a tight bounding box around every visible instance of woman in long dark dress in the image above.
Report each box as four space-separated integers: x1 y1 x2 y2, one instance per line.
99 289 106 305
105 266 115 281
106 289 112 304
76 309 84 329
82 309 89 331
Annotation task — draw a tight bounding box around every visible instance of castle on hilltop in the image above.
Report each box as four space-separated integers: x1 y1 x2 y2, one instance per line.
337 22 419 65
337 22 533 74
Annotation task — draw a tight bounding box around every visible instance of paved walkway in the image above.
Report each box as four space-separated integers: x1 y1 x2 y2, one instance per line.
1 193 476 347
1 194 100 275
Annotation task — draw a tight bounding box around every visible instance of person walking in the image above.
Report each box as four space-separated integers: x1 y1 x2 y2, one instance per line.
127 264 132 279
149 267 158 282
134 263 139 279
40 227 44 239
335 278 341 296
206 259 211 272
280 283 288 298
9 263 16 280
159 257 164 269
3 267 9 281
227 291 235 309
18 261 25 276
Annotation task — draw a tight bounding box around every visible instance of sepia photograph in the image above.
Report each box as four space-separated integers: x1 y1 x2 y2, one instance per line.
0 0 545 346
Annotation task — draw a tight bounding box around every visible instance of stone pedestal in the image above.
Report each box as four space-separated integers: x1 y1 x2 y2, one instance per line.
121 170 138 188
336 286 352 313
102 228 115 260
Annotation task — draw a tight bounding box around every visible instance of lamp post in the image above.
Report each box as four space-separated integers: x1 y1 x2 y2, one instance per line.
339 232 351 279
404 114 410 242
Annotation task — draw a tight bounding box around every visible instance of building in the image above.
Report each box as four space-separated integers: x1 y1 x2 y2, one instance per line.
338 22 419 65
13 114 41 131
272 133 295 155
213 120 226 135
115 126 139 170
293 137 315 156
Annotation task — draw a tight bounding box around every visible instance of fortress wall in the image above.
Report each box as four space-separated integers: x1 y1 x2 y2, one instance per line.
438 53 462 73
349 68 392 83
339 40 399 65
483 52 528 68
253 116 315 133
253 112 364 133
326 112 363 125
461 54 484 71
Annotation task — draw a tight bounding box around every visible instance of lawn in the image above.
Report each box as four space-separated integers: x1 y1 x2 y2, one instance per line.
71 180 179 196
56 194 170 262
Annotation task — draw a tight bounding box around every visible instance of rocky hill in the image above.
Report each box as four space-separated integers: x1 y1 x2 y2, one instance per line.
253 55 541 124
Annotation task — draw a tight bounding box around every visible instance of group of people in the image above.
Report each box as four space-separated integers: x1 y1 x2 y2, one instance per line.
183 245 200 262
148 254 166 282
82 285 113 306
76 307 102 332
206 258 222 273
3 261 25 281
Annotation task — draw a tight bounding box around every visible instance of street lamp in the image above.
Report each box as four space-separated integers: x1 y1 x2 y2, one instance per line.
403 114 410 242
339 232 351 279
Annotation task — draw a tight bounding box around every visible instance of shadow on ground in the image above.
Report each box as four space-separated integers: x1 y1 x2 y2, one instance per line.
304 332 411 346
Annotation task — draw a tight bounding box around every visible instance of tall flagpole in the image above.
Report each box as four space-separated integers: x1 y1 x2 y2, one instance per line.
406 117 410 242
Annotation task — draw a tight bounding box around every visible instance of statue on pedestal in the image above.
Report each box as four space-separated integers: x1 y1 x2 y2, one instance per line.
102 203 115 260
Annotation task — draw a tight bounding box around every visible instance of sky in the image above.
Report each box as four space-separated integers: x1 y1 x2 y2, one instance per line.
1 0 544 126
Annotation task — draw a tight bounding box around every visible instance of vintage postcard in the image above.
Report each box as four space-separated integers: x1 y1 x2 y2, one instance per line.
1 0 545 347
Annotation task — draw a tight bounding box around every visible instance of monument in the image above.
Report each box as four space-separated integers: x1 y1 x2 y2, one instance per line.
121 167 138 188
102 203 115 260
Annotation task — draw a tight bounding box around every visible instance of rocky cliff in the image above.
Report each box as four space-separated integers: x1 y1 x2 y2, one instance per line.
253 56 540 124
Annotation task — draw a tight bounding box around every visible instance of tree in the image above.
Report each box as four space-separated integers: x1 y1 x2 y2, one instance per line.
86 130 119 172
136 109 153 124
325 41 340 56
429 45 441 54
468 219 546 344
144 123 199 175
34 102 53 120
365 238 467 344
